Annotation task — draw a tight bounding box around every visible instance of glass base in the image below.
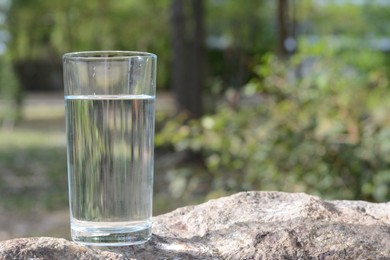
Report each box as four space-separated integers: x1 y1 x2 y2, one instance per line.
71 221 151 246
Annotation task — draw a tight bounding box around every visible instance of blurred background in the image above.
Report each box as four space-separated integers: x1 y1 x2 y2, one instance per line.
1 0 390 240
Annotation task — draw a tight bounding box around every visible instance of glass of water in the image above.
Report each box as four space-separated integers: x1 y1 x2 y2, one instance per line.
63 51 157 246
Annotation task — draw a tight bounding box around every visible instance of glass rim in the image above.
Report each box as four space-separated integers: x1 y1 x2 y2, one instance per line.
63 50 157 61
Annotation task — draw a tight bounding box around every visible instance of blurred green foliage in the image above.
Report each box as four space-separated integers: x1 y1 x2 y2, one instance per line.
0 55 22 122
0 128 67 210
0 0 278 91
156 38 390 202
4 0 171 87
1 0 390 209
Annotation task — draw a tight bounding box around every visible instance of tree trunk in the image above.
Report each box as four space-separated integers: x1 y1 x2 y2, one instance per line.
170 0 204 118
277 0 289 56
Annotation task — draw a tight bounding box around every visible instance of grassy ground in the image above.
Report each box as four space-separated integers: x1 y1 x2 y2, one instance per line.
0 93 66 208
0 93 69 239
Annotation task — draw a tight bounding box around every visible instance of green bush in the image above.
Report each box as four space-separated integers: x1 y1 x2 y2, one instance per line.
156 43 390 202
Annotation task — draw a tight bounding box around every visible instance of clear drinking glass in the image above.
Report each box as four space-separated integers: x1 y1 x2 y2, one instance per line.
63 51 157 246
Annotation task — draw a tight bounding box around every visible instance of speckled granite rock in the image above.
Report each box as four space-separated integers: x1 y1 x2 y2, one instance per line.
1 191 390 259
0 237 123 259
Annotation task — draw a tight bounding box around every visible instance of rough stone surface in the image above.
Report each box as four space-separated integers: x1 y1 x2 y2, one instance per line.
1 191 390 259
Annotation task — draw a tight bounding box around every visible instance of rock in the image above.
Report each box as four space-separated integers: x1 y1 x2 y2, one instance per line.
1 191 390 259
0 237 123 259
